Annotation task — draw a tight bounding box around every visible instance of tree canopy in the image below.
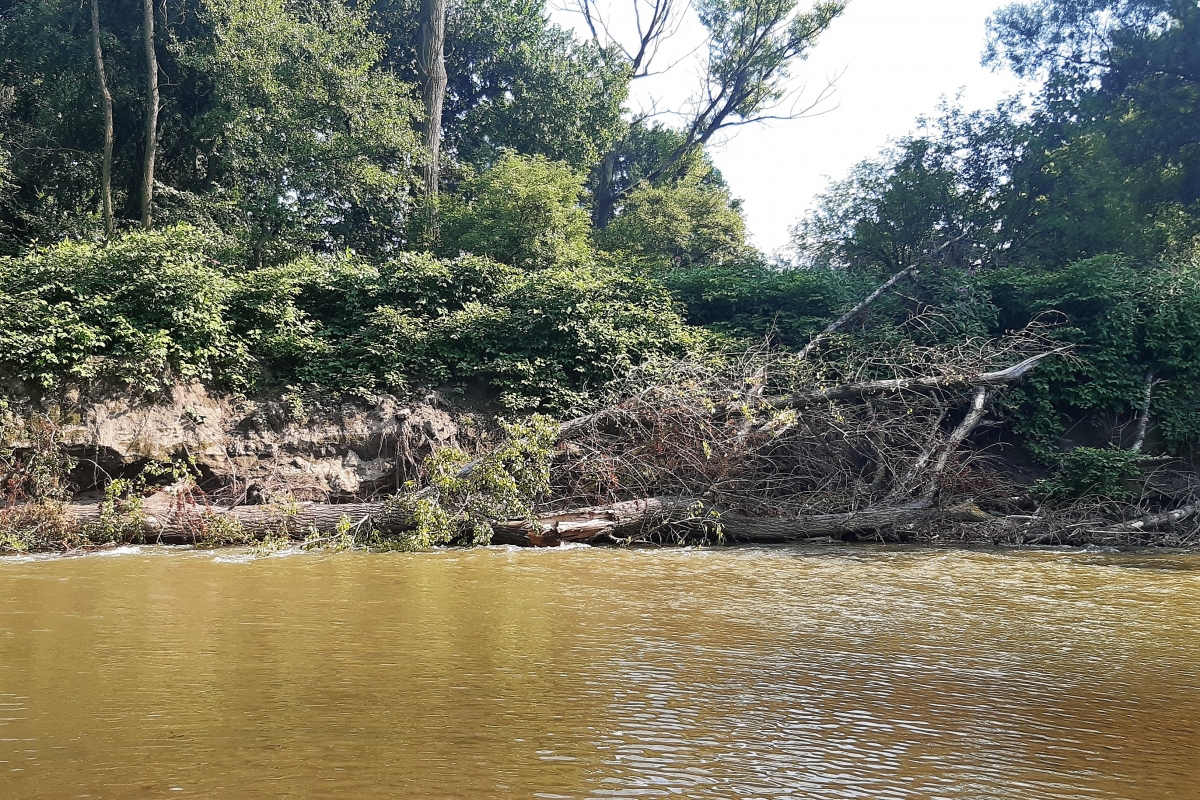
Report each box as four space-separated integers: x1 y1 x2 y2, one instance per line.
5 0 1200 466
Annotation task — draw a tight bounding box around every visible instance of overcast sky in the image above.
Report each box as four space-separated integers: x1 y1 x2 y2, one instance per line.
550 0 1031 254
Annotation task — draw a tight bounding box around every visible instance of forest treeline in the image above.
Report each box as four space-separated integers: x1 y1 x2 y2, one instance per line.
2 0 1200 512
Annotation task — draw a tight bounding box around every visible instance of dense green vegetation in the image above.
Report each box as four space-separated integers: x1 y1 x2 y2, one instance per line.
3 0 1200 479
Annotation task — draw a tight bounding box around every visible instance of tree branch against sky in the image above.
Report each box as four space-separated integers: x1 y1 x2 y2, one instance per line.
566 0 846 224
570 0 691 78
554 1 1027 251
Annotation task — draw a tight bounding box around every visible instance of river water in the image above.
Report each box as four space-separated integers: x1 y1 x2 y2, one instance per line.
1 545 1199 799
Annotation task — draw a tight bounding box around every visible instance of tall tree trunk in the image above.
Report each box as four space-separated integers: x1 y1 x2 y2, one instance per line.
140 0 160 228
417 0 447 196
90 0 114 238
593 150 618 228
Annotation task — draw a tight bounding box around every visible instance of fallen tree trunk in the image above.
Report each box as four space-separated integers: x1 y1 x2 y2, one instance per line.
55 496 410 545
37 493 989 549
1120 504 1198 532
761 351 1062 411
491 497 990 546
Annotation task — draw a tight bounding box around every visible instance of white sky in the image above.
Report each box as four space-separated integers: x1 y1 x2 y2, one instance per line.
550 0 1031 254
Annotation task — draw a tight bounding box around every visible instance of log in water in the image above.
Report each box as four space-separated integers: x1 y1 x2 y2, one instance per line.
1 545 1199 798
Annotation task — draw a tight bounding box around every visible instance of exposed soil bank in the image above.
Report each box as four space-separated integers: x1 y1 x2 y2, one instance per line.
4 363 1199 554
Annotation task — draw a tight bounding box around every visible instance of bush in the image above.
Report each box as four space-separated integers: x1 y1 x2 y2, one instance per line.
347 261 698 410
1033 447 1144 501
0 225 249 391
0 225 701 408
661 260 860 346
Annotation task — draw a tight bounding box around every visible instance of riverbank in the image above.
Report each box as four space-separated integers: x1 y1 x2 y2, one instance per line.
4 341 1198 556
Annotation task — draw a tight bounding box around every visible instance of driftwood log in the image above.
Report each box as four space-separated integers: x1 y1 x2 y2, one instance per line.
48 492 992 549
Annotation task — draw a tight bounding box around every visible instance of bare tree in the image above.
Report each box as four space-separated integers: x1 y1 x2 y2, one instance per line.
573 0 689 78
140 0 160 228
573 0 846 225
417 0 448 195
90 0 114 238
642 0 845 186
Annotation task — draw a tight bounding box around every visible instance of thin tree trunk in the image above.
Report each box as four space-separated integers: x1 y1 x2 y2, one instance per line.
922 387 994 498
1131 369 1155 453
417 0 447 196
140 0 160 228
798 264 919 360
90 0 114 238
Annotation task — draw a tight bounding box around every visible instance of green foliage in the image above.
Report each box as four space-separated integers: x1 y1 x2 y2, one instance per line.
984 256 1200 458
990 256 1143 455
1033 446 1145 501
597 179 747 267
795 137 966 272
382 415 558 549
187 0 423 262
0 226 695 410
662 260 861 346
0 226 248 391
689 0 846 146
349 260 696 410
791 0 1200 461
0 0 422 258
371 0 627 173
228 246 696 409
1134 265 1200 448
438 153 592 269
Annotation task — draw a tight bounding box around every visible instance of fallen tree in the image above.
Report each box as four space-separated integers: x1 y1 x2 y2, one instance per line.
3 325 1082 551
8 317 1197 552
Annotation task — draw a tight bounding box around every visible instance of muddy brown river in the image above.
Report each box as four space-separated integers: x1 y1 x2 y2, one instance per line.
1 545 1199 799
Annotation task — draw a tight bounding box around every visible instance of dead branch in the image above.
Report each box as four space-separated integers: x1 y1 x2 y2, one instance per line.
797 237 970 360
761 350 1063 411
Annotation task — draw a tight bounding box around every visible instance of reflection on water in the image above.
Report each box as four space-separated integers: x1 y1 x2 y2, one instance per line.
1 545 1198 799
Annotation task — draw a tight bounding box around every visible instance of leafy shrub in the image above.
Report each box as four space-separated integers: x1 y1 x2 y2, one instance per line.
348 261 698 410
661 259 860 346
1033 447 1144 501
381 416 558 549
0 225 248 391
438 153 592 269
0 226 698 408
